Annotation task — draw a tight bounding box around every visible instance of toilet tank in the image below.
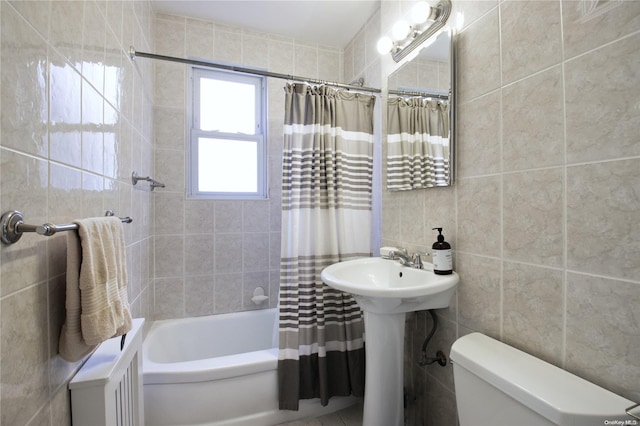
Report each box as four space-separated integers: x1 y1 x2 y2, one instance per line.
450 333 634 426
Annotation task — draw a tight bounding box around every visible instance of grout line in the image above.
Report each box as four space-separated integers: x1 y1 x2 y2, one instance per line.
497 0 505 341
564 27 640 65
564 269 640 286
559 0 569 370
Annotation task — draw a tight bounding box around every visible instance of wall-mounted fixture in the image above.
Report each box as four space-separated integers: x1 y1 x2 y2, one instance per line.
0 210 133 245
131 171 165 191
377 0 452 63
251 287 269 305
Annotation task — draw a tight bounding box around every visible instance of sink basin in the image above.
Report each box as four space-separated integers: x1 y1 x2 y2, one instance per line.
321 257 459 314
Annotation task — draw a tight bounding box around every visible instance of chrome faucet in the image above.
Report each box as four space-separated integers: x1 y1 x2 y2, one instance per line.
385 249 427 269
389 250 412 266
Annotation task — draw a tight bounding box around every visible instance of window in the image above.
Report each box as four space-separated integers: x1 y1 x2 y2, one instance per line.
189 67 267 199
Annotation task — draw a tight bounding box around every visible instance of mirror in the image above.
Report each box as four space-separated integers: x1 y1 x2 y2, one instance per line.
386 29 454 189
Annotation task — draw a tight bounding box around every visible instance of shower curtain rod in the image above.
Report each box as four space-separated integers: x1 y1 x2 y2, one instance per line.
129 46 381 94
388 88 449 100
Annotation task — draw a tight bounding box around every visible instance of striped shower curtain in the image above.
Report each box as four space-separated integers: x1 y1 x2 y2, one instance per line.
386 97 450 190
278 83 375 410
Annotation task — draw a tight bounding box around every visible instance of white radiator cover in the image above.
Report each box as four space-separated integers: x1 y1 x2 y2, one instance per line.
69 318 145 426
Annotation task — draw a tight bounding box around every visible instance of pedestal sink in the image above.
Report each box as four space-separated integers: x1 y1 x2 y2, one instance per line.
321 257 459 426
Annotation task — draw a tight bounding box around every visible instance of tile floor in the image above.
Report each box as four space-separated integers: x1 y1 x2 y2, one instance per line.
276 402 364 426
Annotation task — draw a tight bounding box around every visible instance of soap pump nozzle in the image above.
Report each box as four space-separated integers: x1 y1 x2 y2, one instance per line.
432 227 444 242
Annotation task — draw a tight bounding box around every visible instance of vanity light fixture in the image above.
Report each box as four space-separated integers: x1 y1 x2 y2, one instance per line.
377 0 452 63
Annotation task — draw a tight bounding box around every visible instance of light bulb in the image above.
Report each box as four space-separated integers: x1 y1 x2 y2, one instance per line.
391 20 411 40
376 36 394 55
410 2 432 25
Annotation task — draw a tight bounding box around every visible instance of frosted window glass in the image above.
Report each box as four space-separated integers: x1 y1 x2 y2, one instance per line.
198 138 257 192
189 67 265 199
199 79 256 134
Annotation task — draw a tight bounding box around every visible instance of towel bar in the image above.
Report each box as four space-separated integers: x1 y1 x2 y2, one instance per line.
0 210 133 245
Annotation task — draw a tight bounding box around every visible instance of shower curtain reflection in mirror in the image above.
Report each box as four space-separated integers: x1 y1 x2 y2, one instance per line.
386 96 450 190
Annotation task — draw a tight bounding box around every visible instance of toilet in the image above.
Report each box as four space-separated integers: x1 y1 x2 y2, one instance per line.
450 333 636 426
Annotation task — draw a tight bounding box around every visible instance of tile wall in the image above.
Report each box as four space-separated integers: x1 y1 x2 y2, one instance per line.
0 1 154 424
343 7 383 95
380 1 640 424
151 13 373 319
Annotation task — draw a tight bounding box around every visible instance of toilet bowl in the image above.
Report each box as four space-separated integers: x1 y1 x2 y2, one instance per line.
450 333 635 426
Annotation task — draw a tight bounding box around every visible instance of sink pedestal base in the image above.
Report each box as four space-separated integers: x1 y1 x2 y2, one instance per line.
362 311 405 426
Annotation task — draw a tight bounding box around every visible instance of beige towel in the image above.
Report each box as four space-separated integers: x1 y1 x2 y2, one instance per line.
59 227 96 361
58 217 132 361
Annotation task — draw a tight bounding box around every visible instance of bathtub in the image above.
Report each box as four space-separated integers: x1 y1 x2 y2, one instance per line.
143 308 359 426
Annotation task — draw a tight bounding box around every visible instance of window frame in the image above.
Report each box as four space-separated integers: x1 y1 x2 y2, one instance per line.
188 66 268 199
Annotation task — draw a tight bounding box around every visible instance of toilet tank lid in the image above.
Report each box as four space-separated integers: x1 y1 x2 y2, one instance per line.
450 333 633 425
